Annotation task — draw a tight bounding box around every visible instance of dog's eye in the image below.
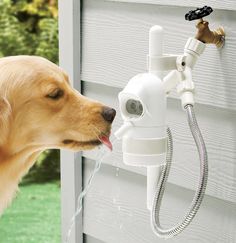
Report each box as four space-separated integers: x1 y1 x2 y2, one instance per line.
46 89 64 100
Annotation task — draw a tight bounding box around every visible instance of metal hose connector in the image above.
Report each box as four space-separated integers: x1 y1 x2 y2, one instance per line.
151 104 208 238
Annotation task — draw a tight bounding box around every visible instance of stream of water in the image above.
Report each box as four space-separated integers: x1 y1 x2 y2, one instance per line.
65 138 117 243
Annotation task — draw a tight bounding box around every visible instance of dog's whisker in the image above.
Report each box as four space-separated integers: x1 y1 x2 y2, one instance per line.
91 129 100 140
91 124 101 133
81 134 86 142
91 124 102 137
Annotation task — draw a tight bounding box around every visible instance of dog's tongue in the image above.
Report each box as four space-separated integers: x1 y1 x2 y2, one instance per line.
99 135 113 151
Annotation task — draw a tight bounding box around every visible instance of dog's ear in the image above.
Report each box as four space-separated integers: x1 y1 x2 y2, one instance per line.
0 97 12 145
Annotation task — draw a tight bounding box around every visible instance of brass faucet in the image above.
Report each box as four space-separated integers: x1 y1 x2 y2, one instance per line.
185 6 225 48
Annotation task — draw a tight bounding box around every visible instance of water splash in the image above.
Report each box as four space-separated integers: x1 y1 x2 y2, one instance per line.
64 138 117 243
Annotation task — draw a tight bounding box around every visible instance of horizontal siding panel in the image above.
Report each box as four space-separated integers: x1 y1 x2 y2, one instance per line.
83 160 236 243
84 234 105 243
106 0 236 11
81 0 236 111
82 81 236 203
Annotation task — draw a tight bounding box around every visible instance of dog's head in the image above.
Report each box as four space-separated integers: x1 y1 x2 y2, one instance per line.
0 56 116 155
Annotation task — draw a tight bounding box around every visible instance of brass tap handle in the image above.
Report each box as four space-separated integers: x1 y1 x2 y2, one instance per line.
185 6 225 48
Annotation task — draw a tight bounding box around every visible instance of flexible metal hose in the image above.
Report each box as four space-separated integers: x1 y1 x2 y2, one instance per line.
151 104 208 238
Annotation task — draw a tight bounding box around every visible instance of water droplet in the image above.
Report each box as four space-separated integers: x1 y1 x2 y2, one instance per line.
116 167 120 177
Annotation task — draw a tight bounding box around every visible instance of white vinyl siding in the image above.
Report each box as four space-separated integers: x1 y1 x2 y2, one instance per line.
81 0 236 242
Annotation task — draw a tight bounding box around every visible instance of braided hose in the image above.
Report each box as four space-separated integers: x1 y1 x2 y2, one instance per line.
151 104 208 238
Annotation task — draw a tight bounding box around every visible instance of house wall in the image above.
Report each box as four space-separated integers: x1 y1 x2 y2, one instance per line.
81 0 236 242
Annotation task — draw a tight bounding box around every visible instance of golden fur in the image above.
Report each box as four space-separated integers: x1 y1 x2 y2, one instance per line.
0 56 113 214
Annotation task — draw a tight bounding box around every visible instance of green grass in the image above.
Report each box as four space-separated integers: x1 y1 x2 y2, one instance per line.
0 182 61 243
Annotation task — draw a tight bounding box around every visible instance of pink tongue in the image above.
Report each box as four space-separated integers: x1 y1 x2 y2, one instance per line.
99 135 113 151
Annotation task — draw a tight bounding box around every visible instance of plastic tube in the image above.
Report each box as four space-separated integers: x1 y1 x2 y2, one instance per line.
151 104 208 238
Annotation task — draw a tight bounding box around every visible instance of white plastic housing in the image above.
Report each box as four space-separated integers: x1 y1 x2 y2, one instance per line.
115 73 167 167
147 26 165 209
115 25 168 211
149 25 163 77
184 37 206 69
149 25 163 56
147 166 162 210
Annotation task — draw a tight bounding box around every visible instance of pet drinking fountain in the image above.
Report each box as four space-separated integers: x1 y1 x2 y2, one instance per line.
115 6 225 238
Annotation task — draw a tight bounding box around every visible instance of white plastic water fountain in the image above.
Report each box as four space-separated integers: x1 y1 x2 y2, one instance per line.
115 6 225 238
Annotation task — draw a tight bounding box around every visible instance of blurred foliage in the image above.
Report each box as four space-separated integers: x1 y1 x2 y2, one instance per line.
0 0 58 63
0 0 60 183
22 150 60 185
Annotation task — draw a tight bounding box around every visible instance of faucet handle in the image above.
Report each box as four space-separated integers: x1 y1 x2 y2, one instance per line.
185 6 225 48
185 6 213 21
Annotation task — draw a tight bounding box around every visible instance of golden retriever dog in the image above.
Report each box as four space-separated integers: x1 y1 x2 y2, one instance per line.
0 55 116 214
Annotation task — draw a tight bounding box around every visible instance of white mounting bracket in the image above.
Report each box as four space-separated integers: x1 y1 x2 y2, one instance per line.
148 37 205 109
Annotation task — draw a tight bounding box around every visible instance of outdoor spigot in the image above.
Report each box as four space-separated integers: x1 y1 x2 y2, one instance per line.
185 6 225 48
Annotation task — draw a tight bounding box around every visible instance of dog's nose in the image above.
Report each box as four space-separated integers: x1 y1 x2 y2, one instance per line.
102 107 116 123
